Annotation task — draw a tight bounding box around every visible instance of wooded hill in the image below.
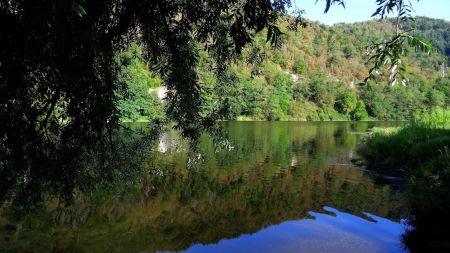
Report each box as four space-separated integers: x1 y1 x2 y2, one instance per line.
119 16 450 122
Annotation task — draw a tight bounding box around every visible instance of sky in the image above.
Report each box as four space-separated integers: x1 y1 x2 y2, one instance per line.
292 0 450 25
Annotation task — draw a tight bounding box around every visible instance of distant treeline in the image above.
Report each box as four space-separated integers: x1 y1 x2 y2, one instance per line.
118 17 450 122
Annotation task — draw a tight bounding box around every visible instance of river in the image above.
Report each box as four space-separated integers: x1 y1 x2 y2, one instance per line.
0 122 410 253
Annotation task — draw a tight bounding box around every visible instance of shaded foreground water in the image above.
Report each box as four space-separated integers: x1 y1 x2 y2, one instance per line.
0 122 409 253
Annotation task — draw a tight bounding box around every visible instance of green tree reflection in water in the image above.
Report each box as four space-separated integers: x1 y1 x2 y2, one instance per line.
0 122 405 253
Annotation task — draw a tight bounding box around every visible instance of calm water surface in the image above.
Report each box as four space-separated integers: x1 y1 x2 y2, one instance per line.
0 122 409 253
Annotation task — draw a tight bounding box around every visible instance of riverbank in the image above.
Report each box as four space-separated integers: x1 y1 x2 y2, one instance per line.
357 108 450 252
122 117 403 123
358 109 450 173
235 115 380 122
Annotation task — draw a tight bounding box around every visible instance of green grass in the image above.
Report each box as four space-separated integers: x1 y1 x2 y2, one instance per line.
359 108 450 173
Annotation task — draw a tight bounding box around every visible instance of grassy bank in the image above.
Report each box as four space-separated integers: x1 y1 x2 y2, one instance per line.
358 108 450 252
359 108 450 174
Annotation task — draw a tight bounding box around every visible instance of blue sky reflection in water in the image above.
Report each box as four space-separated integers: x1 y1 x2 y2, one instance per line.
180 207 408 253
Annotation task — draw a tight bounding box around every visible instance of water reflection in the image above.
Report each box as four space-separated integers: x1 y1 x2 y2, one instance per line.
181 207 408 253
0 122 407 253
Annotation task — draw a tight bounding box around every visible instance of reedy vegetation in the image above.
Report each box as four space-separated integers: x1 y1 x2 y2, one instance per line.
359 107 450 172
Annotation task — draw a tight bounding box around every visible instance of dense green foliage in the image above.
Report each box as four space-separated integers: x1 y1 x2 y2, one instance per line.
124 17 448 121
116 44 165 122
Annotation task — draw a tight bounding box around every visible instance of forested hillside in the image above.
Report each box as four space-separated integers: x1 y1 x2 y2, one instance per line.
120 17 450 122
